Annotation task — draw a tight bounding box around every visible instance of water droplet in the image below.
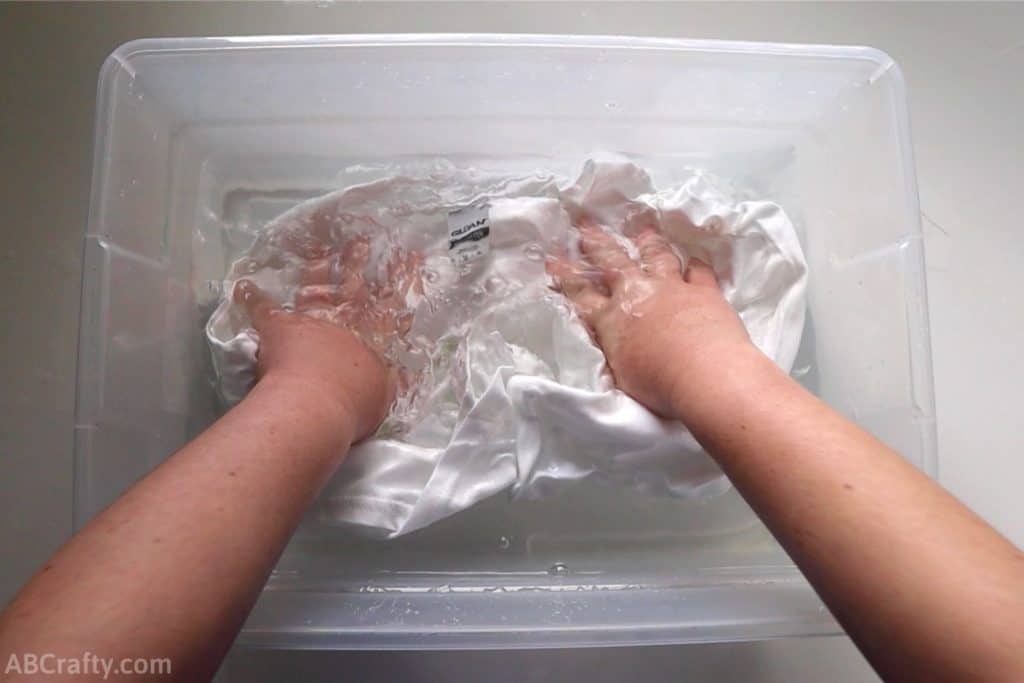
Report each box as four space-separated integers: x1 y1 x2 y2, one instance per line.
548 563 570 576
604 101 618 110
523 243 545 262
498 535 511 550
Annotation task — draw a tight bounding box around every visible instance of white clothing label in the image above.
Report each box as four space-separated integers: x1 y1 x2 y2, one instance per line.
447 201 491 266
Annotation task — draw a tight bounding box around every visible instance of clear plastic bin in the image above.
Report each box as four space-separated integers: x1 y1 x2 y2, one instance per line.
76 34 935 648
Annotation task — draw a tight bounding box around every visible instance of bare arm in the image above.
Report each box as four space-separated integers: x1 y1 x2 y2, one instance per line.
0 238 414 681
0 376 356 681
551 220 1024 682
678 348 1024 682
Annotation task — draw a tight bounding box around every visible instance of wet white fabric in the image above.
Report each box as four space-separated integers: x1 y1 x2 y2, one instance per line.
206 155 807 537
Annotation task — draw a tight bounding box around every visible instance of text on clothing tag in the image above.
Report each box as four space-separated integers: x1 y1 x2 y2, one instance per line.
447 201 491 267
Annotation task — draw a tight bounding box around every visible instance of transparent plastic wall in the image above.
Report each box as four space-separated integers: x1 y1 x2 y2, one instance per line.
77 36 934 648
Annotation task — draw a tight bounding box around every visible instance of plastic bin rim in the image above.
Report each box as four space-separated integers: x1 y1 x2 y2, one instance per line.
103 33 899 70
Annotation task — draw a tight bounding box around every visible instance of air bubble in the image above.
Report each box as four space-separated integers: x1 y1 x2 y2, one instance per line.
484 276 505 294
523 243 545 262
548 563 570 576
792 365 811 379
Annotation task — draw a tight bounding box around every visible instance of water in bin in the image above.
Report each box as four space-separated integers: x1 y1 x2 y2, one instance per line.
203 153 808 551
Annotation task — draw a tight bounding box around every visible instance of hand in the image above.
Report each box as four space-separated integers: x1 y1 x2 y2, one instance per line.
234 235 420 442
547 219 754 419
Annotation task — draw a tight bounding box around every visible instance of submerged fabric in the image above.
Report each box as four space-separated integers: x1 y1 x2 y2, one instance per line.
206 155 807 537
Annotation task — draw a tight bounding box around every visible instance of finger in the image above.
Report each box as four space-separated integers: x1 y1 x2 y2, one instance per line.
367 307 414 337
317 235 370 305
300 302 361 328
632 228 682 278
546 257 609 324
387 250 424 299
233 279 279 332
359 307 395 338
577 220 639 278
335 303 363 328
395 310 414 336
567 288 608 323
308 204 343 246
341 234 371 273
352 326 391 359
404 252 425 299
374 253 409 309
294 276 369 311
298 305 344 326
280 222 330 260
684 258 720 289
546 257 609 298
295 284 342 308
300 253 343 286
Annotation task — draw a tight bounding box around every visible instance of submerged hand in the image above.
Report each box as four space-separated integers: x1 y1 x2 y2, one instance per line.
235 235 420 442
547 219 753 418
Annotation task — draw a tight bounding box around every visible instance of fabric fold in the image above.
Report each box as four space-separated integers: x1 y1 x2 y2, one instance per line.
206 154 807 537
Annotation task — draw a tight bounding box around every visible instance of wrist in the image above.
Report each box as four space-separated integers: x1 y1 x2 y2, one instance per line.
250 373 359 449
666 341 784 426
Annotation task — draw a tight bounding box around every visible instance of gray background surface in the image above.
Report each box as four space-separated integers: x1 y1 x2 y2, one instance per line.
1 2 1021 681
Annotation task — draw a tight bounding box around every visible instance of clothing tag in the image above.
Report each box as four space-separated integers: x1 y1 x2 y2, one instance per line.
447 202 491 267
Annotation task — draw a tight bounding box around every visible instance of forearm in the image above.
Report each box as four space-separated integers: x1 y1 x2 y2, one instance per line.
0 377 353 681
672 347 1024 682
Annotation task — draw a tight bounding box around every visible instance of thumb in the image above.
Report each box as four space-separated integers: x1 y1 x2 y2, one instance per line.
683 258 720 289
233 279 279 332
